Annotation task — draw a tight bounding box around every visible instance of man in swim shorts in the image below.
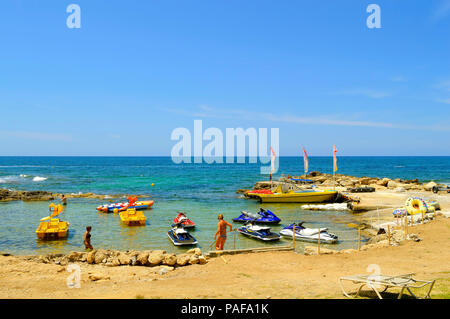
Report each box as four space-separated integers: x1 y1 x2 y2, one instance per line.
214 214 233 250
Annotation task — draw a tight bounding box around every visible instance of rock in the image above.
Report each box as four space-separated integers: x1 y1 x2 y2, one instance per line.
176 254 191 266
148 251 165 266
304 246 337 255
158 266 174 275
377 178 391 186
187 248 202 256
387 181 398 189
406 234 421 242
188 254 199 264
359 177 372 185
94 250 108 264
131 255 137 266
163 254 177 266
136 252 149 265
392 230 405 243
118 253 132 265
424 181 438 191
368 234 388 245
111 257 121 266
87 250 97 264
198 255 207 265
89 274 110 281
67 251 81 262
394 187 406 193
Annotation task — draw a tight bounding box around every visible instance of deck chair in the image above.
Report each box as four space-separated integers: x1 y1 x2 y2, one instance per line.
339 273 436 299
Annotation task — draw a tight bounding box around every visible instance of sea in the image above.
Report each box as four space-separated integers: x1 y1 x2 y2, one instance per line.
0 156 449 255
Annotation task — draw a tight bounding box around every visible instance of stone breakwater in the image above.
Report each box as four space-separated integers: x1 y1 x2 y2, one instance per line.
237 171 441 193
29 248 207 268
0 189 142 202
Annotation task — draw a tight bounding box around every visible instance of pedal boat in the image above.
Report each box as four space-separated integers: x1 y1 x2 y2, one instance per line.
36 203 69 239
119 208 147 226
97 198 154 213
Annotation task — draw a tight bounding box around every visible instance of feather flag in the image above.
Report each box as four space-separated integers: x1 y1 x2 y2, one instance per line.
333 145 338 172
270 146 276 174
302 146 309 174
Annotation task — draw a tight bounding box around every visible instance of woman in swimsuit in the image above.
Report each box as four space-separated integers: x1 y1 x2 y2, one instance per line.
214 214 232 250
84 226 93 250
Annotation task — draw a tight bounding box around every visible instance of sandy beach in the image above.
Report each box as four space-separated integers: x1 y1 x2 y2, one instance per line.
1 187 449 299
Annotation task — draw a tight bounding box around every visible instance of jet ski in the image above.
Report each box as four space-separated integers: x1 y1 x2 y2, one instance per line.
280 222 338 244
237 221 281 241
233 208 281 224
172 212 196 228
167 223 198 246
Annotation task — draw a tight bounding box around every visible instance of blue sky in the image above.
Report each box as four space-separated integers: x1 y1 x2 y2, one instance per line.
0 0 449 156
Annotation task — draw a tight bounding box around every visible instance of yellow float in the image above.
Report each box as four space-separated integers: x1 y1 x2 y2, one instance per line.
36 203 70 239
119 208 147 226
405 197 429 215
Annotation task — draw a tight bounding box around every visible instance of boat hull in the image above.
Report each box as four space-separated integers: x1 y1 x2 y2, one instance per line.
255 190 337 203
167 230 198 246
237 229 281 241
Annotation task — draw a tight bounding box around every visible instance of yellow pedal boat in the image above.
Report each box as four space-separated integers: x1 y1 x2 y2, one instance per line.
119 208 147 226
252 185 338 203
36 203 70 239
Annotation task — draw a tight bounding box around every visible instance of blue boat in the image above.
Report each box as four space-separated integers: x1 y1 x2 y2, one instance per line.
232 208 281 224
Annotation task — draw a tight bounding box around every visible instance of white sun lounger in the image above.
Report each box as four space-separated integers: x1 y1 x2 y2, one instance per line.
339 273 436 299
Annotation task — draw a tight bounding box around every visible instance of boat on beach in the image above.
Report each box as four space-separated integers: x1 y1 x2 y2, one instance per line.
280 222 338 243
254 188 338 203
36 203 70 240
96 196 154 213
167 223 198 246
172 212 196 228
119 208 147 226
233 208 281 224
237 222 281 241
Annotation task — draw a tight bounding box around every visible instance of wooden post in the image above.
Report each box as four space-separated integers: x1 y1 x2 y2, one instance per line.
358 227 361 251
422 212 424 224
293 225 296 250
411 213 414 227
387 225 391 246
234 230 236 250
318 228 321 255
396 214 399 228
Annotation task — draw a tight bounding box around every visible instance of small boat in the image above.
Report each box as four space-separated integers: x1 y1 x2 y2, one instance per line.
119 208 147 226
280 222 338 243
253 184 337 203
172 212 196 228
233 208 281 224
36 203 70 240
97 196 154 213
167 223 198 246
237 222 281 241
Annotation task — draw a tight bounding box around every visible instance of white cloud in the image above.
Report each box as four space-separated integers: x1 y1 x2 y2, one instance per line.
436 98 450 104
431 0 450 21
333 89 391 99
390 76 407 82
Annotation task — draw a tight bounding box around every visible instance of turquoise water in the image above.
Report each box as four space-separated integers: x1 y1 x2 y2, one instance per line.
1 156 449 255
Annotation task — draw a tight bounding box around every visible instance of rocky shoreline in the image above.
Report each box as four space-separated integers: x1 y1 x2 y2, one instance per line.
0 189 148 202
18 248 207 271
237 171 442 194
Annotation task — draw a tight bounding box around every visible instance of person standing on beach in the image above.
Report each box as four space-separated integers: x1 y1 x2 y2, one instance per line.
84 226 93 250
214 214 232 250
